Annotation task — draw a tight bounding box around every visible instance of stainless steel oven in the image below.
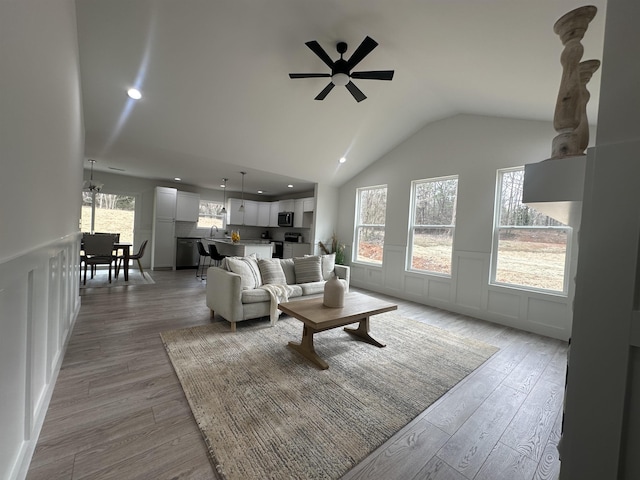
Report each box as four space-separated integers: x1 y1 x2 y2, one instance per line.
271 241 283 258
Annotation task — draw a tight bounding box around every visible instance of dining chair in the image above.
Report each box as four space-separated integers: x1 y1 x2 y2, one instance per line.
116 239 148 278
82 233 118 284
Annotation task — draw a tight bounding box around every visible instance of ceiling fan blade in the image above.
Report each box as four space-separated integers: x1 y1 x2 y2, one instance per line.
351 70 394 81
315 82 335 100
345 81 366 102
346 36 378 70
305 40 335 69
289 73 332 79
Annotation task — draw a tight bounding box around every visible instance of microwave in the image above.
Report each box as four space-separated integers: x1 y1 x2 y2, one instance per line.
277 211 294 227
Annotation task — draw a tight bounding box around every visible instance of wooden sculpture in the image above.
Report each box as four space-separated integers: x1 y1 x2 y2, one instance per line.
551 6 599 159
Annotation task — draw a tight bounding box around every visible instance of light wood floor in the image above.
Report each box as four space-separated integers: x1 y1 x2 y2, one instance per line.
27 269 567 480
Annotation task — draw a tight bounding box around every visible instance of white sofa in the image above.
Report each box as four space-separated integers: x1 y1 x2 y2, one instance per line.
206 253 350 331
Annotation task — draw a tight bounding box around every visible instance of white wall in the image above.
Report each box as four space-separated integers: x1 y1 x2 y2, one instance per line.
0 1 84 479
337 114 586 340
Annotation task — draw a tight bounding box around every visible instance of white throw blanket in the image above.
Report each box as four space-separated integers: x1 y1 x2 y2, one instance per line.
259 284 297 326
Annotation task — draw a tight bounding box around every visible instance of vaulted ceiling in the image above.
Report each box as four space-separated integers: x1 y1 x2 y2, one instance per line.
76 0 606 196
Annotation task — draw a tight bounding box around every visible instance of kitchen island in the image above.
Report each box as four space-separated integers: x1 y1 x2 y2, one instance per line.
206 239 273 259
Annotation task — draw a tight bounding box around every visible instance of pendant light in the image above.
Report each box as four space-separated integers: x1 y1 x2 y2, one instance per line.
238 172 246 212
221 178 228 214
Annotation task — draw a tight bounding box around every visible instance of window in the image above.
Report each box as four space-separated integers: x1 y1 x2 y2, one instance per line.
408 176 458 275
491 167 570 293
354 185 387 264
81 192 135 243
198 200 225 230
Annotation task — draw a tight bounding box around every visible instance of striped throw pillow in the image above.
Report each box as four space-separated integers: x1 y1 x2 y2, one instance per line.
226 255 262 290
258 259 287 285
293 255 322 284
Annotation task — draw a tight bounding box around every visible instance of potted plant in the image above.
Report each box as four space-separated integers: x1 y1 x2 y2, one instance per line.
319 233 345 265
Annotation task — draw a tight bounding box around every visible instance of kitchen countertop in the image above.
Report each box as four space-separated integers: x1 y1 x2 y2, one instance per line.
205 238 273 246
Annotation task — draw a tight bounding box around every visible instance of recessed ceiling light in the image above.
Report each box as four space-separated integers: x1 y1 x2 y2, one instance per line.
339 156 347 164
127 88 142 100
174 177 181 181
287 184 294 188
258 190 263 194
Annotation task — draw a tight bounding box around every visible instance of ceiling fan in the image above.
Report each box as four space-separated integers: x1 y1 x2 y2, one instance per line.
289 36 394 102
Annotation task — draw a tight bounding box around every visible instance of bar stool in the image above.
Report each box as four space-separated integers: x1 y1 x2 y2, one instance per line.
208 243 228 268
196 241 211 280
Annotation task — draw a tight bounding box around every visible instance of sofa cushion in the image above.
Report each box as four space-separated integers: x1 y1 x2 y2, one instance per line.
299 281 326 296
241 285 303 304
321 253 336 280
294 255 323 283
280 258 297 285
226 255 262 290
257 258 286 285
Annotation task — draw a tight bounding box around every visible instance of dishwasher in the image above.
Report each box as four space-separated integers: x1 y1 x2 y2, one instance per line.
175 237 200 269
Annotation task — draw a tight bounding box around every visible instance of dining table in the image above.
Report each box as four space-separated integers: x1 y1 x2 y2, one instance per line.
114 242 132 281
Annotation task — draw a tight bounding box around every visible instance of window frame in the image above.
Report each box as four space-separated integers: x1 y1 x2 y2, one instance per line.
407 175 459 277
353 185 388 266
490 166 572 295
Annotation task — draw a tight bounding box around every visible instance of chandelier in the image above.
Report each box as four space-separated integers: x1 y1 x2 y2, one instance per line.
83 159 104 192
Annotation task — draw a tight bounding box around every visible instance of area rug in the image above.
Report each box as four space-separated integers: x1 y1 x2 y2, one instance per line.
160 312 499 480
79 268 155 288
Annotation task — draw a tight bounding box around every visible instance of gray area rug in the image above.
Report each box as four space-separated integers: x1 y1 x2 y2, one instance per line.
161 312 499 480
79 268 155 288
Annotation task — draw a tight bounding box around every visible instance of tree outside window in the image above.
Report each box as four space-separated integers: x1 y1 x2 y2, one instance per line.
198 200 225 230
354 186 387 264
491 167 570 293
408 176 458 275
81 192 135 243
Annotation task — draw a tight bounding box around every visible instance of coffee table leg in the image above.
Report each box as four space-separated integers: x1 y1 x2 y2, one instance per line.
288 325 329 370
344 317 386 348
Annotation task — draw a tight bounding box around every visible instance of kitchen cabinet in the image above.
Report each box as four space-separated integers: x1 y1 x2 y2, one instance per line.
227 199 244 225
303 197 314 212
227 198 258 226
176 191 200 221
294 199 304 228
257 202 271 227
269 201 279 227
152 187 176 270
154 186 177 220
283 243 311 258
243 200 258 226
279 199 295 212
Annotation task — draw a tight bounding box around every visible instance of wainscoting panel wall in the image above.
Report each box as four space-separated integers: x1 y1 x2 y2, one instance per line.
350 243 571 340
0 233 81 480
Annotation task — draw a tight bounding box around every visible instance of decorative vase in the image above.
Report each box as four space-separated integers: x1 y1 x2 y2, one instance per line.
323 273 345 308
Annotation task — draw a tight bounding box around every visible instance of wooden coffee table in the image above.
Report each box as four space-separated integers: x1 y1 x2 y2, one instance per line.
278 292 398 369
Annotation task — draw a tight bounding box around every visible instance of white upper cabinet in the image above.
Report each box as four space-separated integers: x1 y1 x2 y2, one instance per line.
176 191 200 222
257 202 271 227
243 200 258 226
294 199 304 228
269 201 280 227
303 197 314 212
279 199 295 212
227 198 258 225
154 187 177 220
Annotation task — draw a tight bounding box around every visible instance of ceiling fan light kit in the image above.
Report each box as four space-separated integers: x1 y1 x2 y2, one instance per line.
289 36 394 102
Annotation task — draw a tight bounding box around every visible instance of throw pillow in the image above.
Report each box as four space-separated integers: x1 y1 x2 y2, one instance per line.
280 258 296 285
294 255 322 283
258 258 287 285
226 254 262 290
321 253 336 281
